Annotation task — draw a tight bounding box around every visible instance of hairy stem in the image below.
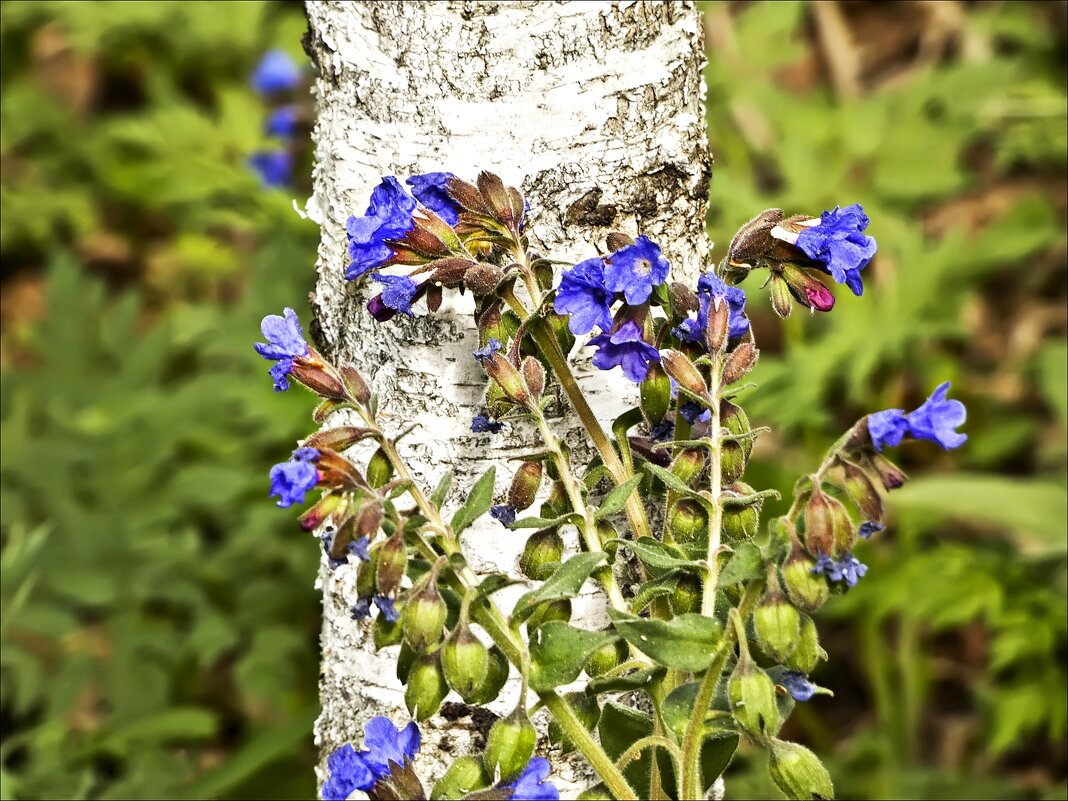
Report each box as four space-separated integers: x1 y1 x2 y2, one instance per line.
701 357 724 617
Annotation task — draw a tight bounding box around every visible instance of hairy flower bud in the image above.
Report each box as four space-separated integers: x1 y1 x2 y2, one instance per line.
721 400 754 484
548 692 601 753
661 349 708 398
722 342 759 385
484 709 537 782
521 356 545 401
753 591 801 663
803 486 852 558
430 756 490 801
781 543 830 613
785 614 827 675
585 636 629 678
374 610 404 649
519 529 565 580
862 450 909 490
668 499 708 544
405 653 449 722
727 208 785 267
289 360 348 400
670 573 702 615
669 448 706 487
376 530 408 597
839 457 883 520
441 620 489 703
299 492 345 532
722 484 760 542
640 363 673 425
768 275 794 319
508 461 543 512
525 598 572 630
729 653 781 739
356 542 380 598
340 364 372 405
402 580 447 652
767 738 835 801
482 353 530 406
469 646 509 705
464 263 504 296
367 447 393 488
355 501 384 541
606 232 636 251
705 296 731 354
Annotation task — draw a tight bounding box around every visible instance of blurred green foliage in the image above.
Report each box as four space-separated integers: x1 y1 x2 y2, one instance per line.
0 1 1065 800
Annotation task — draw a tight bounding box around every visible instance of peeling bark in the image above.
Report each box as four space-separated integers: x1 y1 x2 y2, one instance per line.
302 1 710 796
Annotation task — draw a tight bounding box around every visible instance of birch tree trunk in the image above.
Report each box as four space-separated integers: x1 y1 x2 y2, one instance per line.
303 1 710 796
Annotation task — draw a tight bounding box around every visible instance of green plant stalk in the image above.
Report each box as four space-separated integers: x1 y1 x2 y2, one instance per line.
540 690 639 801
678 582 762 800
615 735 682 775
701 356 724 617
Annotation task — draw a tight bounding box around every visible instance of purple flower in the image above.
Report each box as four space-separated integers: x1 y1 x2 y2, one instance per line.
472 414 504 434
265 105 298 137
650 419 674 441
906 382 967 450
268 448 319 508
251 49 301 94
374 595 399 623
346 177 417 280
867 409 908 452
473 338 503 363
679 401 711 425
779 671 817 703
675 273 749 345
796 204 877 296
248 150 292 188
321 718 421 801
351 598 372 621
502 758 559 801
407 172 460 226
811 551 868 588
491 505 517 525
604 236 670 305
254 307 309 391
370 273 419 317
589 321 661 383
349 537 371 561
858 521 883 539
555 258 613 335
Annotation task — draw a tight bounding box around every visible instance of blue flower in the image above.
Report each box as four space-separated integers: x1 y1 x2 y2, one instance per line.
265 105 298 137
649 419 674 441
320 532 347 570
779 670 817 702
604 236 670 305
346 177 417 280
867 409 908 452
675 273 749 346
491 505 517 525
795 204 877 296
371 273 419 316
858 521 883 539
555 258 613 335
269 448 319 508
407 172 460 226
679 401 711 425
321 717 421 801
588 321 661 383
349 537 371 561
254 307 309 391
374 595 399 623
473 338 503 363
351 597 372 621
502 757 559 801
906 382 967 450
251 49 301 94
472 414 504 434
811 551 868 588
248 150 292 188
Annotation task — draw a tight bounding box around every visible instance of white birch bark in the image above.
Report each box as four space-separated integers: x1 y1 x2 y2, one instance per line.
302 1 710 796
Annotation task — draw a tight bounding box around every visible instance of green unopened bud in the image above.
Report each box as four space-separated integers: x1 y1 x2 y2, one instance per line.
508 461 543 512
767 738 835 800
519 529 564 580
839 458 883 521
640 363 672 425
669 499 707 544
484 709 536 782
430 756 491 800
729 654 780 739
661 349 709 397
525 598 571 630
781 543 830 613
670 573 702 615
768 275 794 319
521 356 545 401
722 342 759 385
441 620 489 703
374 611 404 649
585 636 628 677
548 692 600 753
722 484 760 542
376 530 408 597
803 486 852 558
357 541 381 598
367 447 393 488
542 480 571 517
402 580 448 652
469 646 509 705
669 447 706 487
576 785 613 801
753 591 801 663
483 353 530 406
477 304 507 345
405 654 449 722
720 400 753 484
785 614 827 675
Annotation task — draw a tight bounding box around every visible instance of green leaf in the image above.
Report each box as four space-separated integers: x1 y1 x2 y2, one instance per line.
475 573 521 600
608 537 700 571
642 462 698 495
608 610 723 672
528 623 618 692
1037 339 1068 426
511 552 606 625
430 470 454 508
719 542 764 587
585 666 666 696
594 474 644 521
597 702 655 793
630 573 682 614
451 467 496 535
508 512 581 530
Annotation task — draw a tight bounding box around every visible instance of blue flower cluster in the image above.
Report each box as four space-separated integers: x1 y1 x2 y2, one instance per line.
269 448 319 508
868 382 967 452
795 204 877 296
254 307 309 391
406 172 460 226
351 595 398 623
248 50 302 188
490 504 517 526
322 717 421 801
589 321 661 383
812 552 868 588
674 272 749 346
347 177 418 280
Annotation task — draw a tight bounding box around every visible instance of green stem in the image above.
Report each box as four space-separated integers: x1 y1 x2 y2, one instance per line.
701 356 724 617
615 735 682 775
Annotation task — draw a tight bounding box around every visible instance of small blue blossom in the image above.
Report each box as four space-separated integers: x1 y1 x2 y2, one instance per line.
473 338 503 363
679 401 711 425
406 172 461 226
491 505 517 525
779 670 817 703
346 177 417 280
649 419 674 441
248 150 292 188
472 414 504 434
254 307 309 391
349 537 371 561
502 757 559 801
374 595 399 623
867 409 908 452
265 105 298 137
320 532 347 570
858 521 883 539
554 258 613 335
675 273 749 345
321 717 421 801
251 49 301 94
269 448 319 508
322 743 375 800
588 321 661 383
371 273 419 316
795 204 877 296
351 597 372 621
604 236 670 305
811 551 868 588
906 382 967 450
